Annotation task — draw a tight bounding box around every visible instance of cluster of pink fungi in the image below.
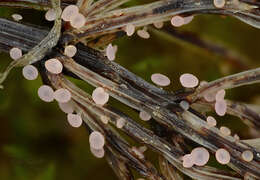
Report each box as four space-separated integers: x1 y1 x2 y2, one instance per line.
9 0 255 163
182 146 254 168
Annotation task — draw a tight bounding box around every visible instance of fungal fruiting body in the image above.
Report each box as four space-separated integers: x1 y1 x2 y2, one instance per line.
215 100 227 116
139 111 151 121
106 44 118 61
67 113 82 128
53 88 71 103
12 14 23 21
182 154 194 168
137 29 150 39
61 5 85 29
58 101 74 114
215 89 226 101
204 91 217 102
70 13 86 29
64 45 77 57
90 147 105 158
183 16 194 25
191 147 210 166
61 5 79 21
45 58 63 74
92 87 109 105
234 134 240 141
180 73 199 88
206 116 217 127
220 126 231 136
22 65 38 80
89 131 105 150
9 47 22 60
116 118 125 129
100 116 109 124
151 73 170 86
214 0 226 8
153 22 164 29
171 16 185 27
125 24 135 36
45 8 57 21
241 150 254 162
215 148 230 164
38 85 54 102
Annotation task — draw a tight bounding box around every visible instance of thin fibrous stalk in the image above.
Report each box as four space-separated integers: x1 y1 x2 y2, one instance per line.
46 72 242 180
151 26 251 70
82 0 131 17
0 18 259 178
188 68 260 102
77 0 94 12
105 147 134 180
159 156 184 180
61 0 259 44
193 99 260 130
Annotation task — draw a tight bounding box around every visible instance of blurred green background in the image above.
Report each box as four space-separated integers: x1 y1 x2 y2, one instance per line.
0 3 260 180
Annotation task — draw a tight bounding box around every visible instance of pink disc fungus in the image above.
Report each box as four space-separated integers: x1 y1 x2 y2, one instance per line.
22 65 38 80
61 5 79 21
183 16 194 25
204 91 217 102
58 101 74 114
215 100 227 116
182 154 194 168
139 111 151 121
241 150 254 162
45 58 63 74
38 85 54 102
125 24 135 36
67 113 82 128
53 88 71 103
45 8 56 21
151 73 170 86
214 0 225 8
180 73 199 88
106 43 118 61
153 22 164 29
215 89 225 101
191 147 210 166
90 147 105 158
171 16 185 27
220 126 231 136
64 45 77 57
206 116 217 127
9 47 22 60
116 118 125 129
70 13 86 29
234 134 240 141
12 14 23 21
89 131 105 150
100 116 109 124
92 87 109 105
137 29 150 39
215 148 230 164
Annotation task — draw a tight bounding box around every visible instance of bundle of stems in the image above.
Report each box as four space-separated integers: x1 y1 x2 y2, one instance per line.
0 0 260 179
